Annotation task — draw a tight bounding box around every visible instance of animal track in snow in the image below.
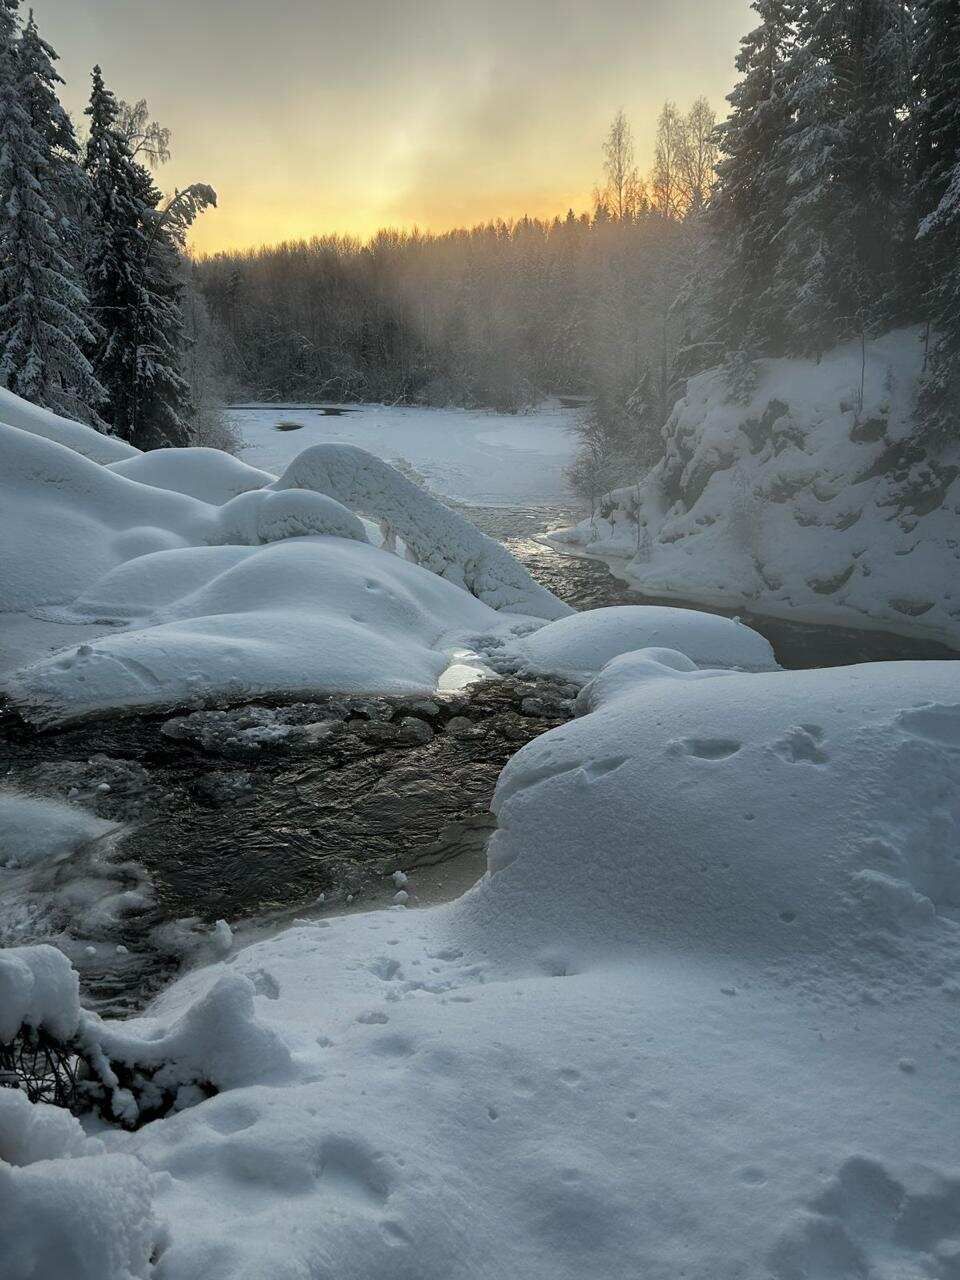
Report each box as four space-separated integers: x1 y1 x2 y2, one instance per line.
667 736 743 760
315 1136 392 1204
771 725 829 765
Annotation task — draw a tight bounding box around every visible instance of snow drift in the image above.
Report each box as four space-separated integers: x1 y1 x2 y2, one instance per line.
549 330 960 647
3 656 958 1279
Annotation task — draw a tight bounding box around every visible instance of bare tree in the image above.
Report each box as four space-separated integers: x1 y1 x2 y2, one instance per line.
650 101 686 219
596 110 646 222
116 98 171 168
677 97 718 215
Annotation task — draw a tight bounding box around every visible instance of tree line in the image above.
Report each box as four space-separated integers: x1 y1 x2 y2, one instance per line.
194 97 718 430
0 0 217 448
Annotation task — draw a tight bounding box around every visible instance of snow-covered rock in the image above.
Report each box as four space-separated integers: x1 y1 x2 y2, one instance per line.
516 604 778 678
549 330 960 647
0 944 80 1043
272 443 573 619
106 447 275 504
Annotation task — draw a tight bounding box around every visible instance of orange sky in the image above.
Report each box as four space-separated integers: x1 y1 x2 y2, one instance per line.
39 0 753 255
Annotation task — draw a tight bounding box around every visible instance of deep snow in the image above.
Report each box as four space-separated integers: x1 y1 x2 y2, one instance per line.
548 330 960 647
3 656 959 1279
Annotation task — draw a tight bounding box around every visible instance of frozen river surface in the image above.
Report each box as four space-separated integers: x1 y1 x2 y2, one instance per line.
232 401 580 508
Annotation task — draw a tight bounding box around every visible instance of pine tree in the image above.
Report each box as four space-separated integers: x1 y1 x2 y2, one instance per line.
83 67 214 448
913 0 960 442
710 0 796 353
0 6 104 422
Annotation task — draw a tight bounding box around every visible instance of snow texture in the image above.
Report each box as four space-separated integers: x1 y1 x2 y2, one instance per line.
0 943 79 1042
3 656 958 1279
548 330 960 646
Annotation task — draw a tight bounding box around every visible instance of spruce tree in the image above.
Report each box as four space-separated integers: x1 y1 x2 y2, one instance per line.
913 0 960 442
83 67 214 448
0 6 104 422
710 0 796 354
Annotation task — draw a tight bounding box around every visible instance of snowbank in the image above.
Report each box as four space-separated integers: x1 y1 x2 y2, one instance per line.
549 330 960 646
106 447 274 504
5 657 956 1279
0 944 80 1043
0 386 138 464
0 394 571 724
516 604 778 678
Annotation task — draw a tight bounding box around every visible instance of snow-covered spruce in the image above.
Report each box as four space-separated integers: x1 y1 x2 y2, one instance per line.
548 330 960 646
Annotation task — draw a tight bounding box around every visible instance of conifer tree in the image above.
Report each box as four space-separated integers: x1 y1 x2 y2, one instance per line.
83 66 214 447
710 0 796 353
0 6 104 421
913 0 960 441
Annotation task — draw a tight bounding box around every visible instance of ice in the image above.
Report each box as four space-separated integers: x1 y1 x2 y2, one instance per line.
0 791 113 870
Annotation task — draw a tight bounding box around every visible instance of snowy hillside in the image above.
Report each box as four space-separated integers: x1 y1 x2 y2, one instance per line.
0 396 574 726
548 331 960 647
3 654 960 1278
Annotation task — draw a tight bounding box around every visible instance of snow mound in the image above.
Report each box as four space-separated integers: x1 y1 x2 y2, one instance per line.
0 1090 96 1167
0 1147 161 1280
214 487 368 545
0 791 113 869
272 443 573 620
4 539 499 724
106 447 274 504
0 384 138 464
463 657 960 973
549 330 960 646
517 604 778 678
0 944 80 1043
1 420 572 723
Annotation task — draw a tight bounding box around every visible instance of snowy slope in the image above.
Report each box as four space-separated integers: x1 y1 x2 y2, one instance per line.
3 655 958 1278
548 330 960 646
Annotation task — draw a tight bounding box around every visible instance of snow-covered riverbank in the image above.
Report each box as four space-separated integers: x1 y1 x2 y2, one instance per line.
547 331 960 649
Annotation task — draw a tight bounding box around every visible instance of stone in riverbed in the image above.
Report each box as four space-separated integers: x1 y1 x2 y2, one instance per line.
444 716 482 739
396 717 434 746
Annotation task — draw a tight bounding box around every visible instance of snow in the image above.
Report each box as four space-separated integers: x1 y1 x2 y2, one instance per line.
233 401 579 507
0 385 138 463
548 330 960 647
0 791 113 869
0 393 571 724
105 447 275 504
0 943 80 1042
3 656 958 1278
515 603 779 678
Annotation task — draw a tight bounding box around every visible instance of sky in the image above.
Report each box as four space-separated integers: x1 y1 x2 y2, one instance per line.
38 0 753 255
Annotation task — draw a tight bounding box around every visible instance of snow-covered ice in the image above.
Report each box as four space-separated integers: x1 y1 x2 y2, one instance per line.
233 401 579 507
548 330 960 647
3 655 959 1279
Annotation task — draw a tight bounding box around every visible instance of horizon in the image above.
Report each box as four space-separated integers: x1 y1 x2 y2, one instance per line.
33 0 752 253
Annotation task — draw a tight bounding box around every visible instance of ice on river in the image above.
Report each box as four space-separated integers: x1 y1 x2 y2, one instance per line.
232 400 580 507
